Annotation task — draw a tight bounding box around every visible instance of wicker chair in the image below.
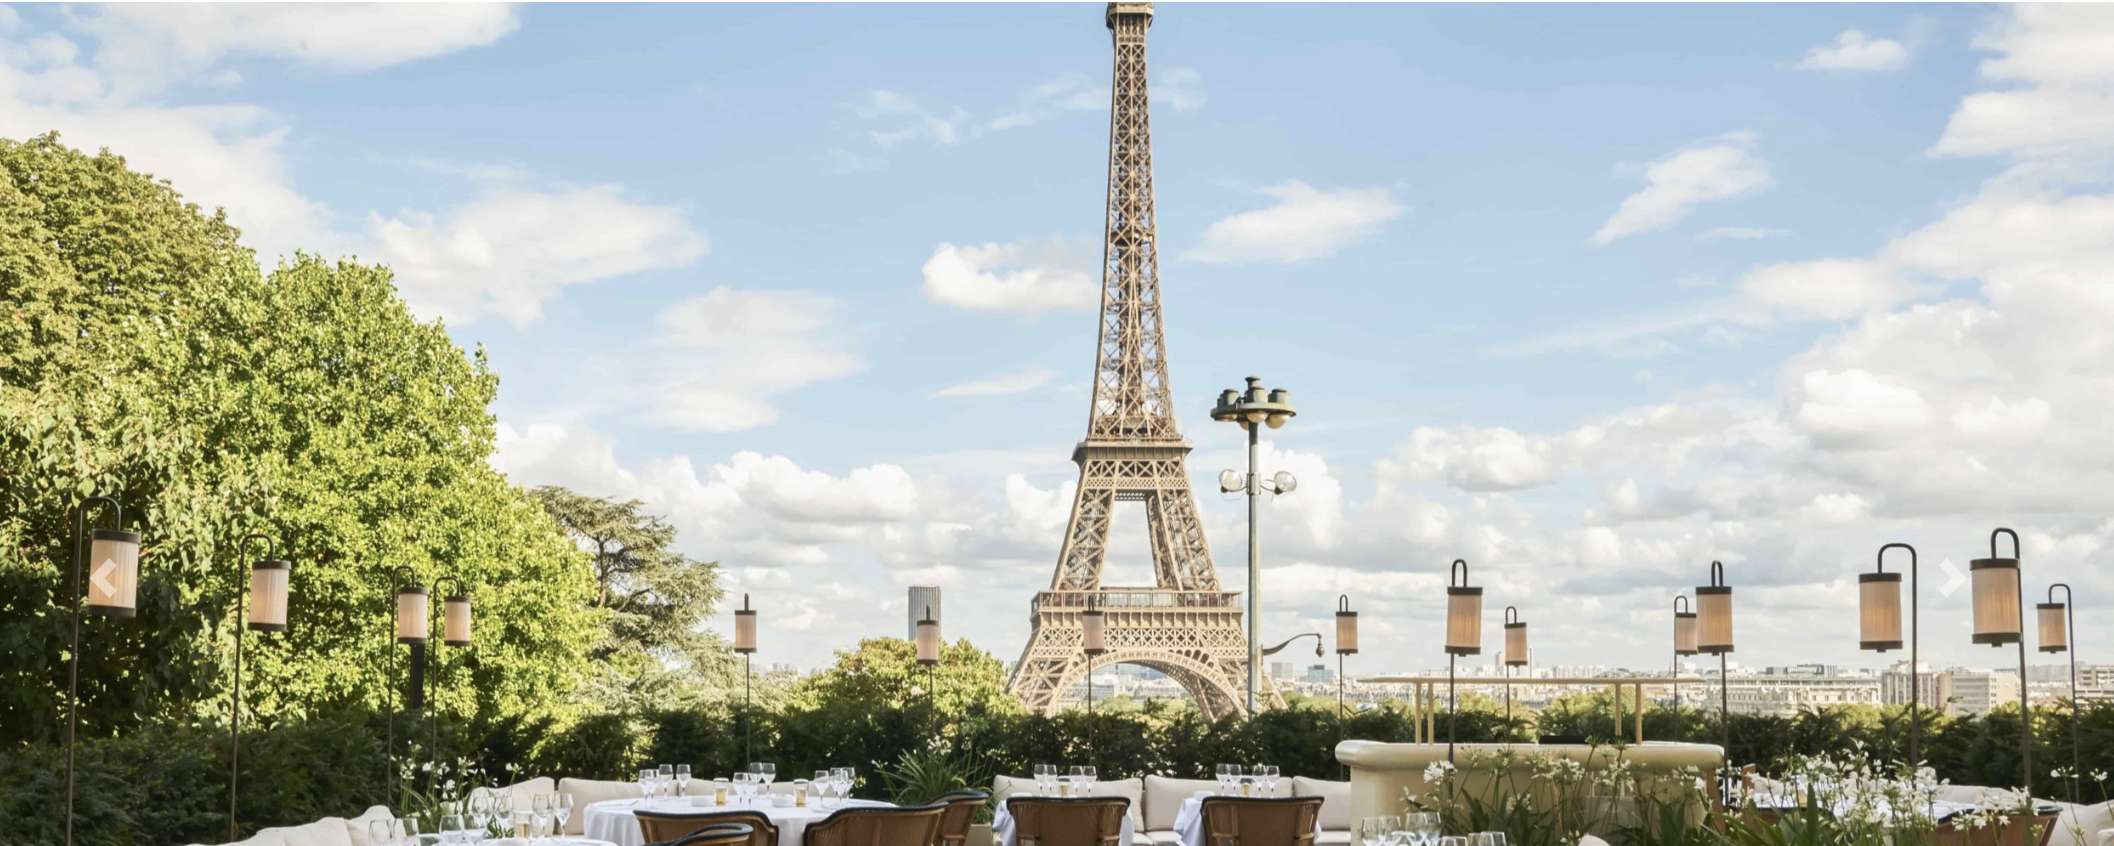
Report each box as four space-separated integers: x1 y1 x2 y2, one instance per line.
801 804 948 846
661 822 757 846
1199 796 1323 846
933 789 990 846
1005 796 1130 846
637 809 779 846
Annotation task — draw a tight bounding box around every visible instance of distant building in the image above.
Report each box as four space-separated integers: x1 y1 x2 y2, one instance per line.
1882 661 1946 708
1945 668 2020 717
1725 674 1880 716
907 586 941 640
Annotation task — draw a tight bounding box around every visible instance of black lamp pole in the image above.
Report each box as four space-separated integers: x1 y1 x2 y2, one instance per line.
2042 583 2076 801
228 533 284 842
65 496 129 846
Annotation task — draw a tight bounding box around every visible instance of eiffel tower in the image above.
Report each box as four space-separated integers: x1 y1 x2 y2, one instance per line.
1006 2 1280 720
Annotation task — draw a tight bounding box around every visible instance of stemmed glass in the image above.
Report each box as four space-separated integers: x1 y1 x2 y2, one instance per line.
494 794 515 838
734 771 758 806
1215 764 1242 795
833 766 855 805
552 794 573 837
814 771 834 808
1254 765 1280 795
1406 812 1441 846
1438 837 1467 846
752 762 777 787
1068 765 1098 797
639 768 657 801
398 818 421 846
467 792 493 842
440 814 466 845
1035 764 1058 796
658 763 675 798
676 764 692 798
1470 834 1506 846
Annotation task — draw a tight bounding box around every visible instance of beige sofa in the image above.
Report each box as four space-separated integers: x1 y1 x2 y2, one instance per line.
182 806 394 846
990 773 1351 846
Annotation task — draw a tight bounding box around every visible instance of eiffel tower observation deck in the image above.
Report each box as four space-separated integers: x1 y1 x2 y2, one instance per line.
1005 2 1281 720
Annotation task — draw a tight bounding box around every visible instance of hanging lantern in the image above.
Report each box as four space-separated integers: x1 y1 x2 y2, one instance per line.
1503 606 1527 667
1696 561 1733 655
1971 529 2023 646
248 558 291 632
2037 595 2068 654
395 584 429 644
1081 597 1107 657
1858 545 1905 652
443 584 471 647
1673 595 1698 656
86 529 142 617
1335 595 1358 655
733 593 757 654
915 605 941 666
1444 559 1481 656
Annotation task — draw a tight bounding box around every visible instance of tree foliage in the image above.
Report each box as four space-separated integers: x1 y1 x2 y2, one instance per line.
0 133 601 745
529 485 734 710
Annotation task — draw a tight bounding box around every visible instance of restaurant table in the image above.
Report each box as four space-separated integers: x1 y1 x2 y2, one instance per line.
990 797 1135 846
1172 794 1321 846
582 796 891 846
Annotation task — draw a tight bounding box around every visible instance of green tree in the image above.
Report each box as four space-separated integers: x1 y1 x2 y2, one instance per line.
529 485 735 710
0 133 601 745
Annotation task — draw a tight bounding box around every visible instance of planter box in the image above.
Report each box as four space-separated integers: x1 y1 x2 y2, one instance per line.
1936 812 2060 846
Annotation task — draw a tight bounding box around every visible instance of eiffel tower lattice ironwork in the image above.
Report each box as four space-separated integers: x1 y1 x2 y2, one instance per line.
1006 1 1280 720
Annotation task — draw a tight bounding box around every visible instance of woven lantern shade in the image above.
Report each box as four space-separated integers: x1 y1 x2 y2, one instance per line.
1859 570 1904 651
1335 595 1358 655
915 606 940 666
2037 600 2067 654
248 559 290 632
733 593 757 654
1696 561 1733 655
443 589 471 646
1503 606 1527 667
1081 600 1107 657
1444 559 1482 656
395 584 428 644
86 529 142 617
1673 595 1698 656
1971 529 2023 646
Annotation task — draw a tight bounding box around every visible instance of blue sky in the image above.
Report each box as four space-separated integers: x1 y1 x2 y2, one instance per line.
6 3 2111 680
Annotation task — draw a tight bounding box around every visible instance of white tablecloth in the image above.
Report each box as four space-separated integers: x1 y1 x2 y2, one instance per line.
583 797 890 846
1172 794 1322 846
990 799 1135 846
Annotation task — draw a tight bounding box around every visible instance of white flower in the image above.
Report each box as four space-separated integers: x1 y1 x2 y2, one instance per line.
1423 761 1456 785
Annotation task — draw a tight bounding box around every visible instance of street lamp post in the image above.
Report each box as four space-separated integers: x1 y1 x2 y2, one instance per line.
1211 376 1297 715
1858 543 1921 769
64 496 139 846
228 534 291 842
733 594 758 763
1442 559 1483 763
1696 561 1735 796
1969 528 2031 800
2037 583 2076 801
1673 595 1697 710
1335 596 1358 734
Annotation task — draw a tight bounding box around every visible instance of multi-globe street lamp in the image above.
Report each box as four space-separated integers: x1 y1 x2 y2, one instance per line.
1211 375 1297 715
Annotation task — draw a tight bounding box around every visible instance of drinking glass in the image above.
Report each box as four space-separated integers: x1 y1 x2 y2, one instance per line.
553 794 573 835
1439 837 1467 846
734 771 756 805
532 806 554 843
467 792 493 833
511 808 532 838
1258 765 1281 794
639 768 656 799
676 764 692 797
833 766 855 804
1477 833 1507 846
1408 812 1441 846
397 818 420 846
1035 764 1056 795
368 820 393 845
658 763 675 795
754 762 777 785
439 814 465 845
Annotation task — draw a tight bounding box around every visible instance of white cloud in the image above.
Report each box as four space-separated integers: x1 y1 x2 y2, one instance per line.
371 184 706 326
1698 226 1790 241
1737 258 1912 321
645 288 865 432
921 238 1098 312
1187 181 1403 264
1795 29 1911 72
853 89 969 147
1789 368 1931 447
1932 6 2114 163
1156 68 1206 112
932 368 1059 399
982 74 1104 133
1592 132 1771 245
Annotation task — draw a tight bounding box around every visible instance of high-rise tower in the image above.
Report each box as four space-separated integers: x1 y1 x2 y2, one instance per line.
1006 2 1279 719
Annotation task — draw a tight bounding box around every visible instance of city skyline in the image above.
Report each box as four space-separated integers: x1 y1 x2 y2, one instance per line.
5 3 2110 678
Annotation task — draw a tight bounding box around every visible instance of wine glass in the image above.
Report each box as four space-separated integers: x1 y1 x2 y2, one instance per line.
639 768 656 800
676 764 692 797
1035 764 1056 795
440 814 466 845
1257 765 1281 794
466 792 493 841
833 766 855 804
658 763 675 796
397 818 420 846
552 794 573 836
1408 812 1441 846
753 762 777 786
1439 837 1467 846
734 771 756 806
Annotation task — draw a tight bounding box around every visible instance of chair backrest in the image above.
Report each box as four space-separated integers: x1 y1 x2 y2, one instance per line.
1005 797 1130 846
801 804 948 846
637 809 778 846
934 789 990 846
1200 796 1323 846
668 823 757 846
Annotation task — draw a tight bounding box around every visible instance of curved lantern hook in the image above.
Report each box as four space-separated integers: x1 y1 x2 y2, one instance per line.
1337 594 1352 613
1877 542 1916 574
1708 560 1726 588
1449 558 1470 588
1504 605 1521 625
2047 582 2071 606
1674 594 1691 614
1990 527 2020 560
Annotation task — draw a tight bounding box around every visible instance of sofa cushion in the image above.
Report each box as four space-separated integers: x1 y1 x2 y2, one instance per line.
1293 776 1351 831
559 777 643 834
1142 776 1215 831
